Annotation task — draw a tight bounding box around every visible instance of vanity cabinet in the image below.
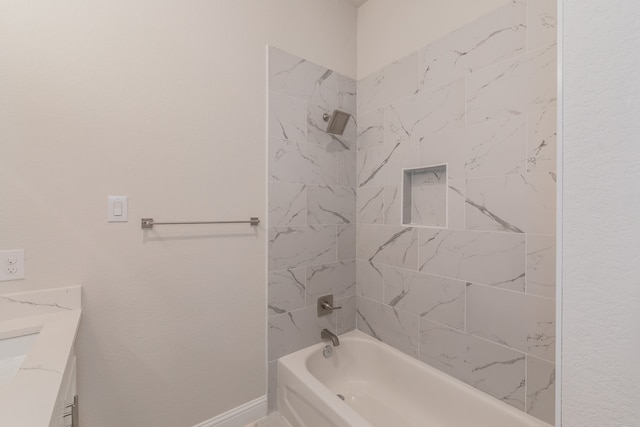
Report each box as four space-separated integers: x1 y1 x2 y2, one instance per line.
50 347 77 427
0 287 81 427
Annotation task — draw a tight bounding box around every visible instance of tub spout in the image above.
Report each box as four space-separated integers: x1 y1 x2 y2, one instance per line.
321 329 340 346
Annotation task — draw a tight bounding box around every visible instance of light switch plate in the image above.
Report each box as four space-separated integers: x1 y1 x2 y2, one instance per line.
108 196 128 222
0 250 25 282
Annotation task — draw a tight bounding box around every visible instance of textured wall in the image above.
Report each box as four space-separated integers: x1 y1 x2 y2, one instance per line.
267 47 358 411
0 1 356 426
562 1 640 426
355 1 557 424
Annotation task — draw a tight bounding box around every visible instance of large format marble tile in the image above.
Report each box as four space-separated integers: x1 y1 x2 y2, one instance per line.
467 43 557 125
418 145 464 231
526 355 556 424
338 75 357 116
383 185 402 225
268 91 307 143
269 138 337 185
357 224 419 270
306 260 356 304
444 182 466 231
418 127 464 168
336 295 357 335
337 224 356 261
527 0 557 51
527 107 557 173
420 318 526 410
419 118 526 230
357 186 385 224
419 229 526 291
357 108 384 151
463 116 527 178
466 283 555 361
357 297 420 358
268 182 306 227
269 47 337 108
268 268 306 316
419 0 526 91
358 52 419 115
526 235 556 298
269 225 336 271
307 103 356 152
385 79 465 146
465 172 556 234
357 140 419 189
356 260 384 302
384 266 465 329
337 150 357 188
268 305 335 361
307 185 356 225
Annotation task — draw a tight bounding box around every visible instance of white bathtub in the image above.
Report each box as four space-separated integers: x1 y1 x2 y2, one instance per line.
277 330 551 427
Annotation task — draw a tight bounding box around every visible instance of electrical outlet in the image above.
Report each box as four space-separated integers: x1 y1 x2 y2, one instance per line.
0 250 25 282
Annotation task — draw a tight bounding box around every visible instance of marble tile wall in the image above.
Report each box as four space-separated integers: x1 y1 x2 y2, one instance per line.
355 0 557 424
267 47 357 412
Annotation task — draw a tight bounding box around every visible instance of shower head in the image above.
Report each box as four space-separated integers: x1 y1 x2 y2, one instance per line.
323 110 352 136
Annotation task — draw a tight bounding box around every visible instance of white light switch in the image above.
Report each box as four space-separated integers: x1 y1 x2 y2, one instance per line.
108 196 128 222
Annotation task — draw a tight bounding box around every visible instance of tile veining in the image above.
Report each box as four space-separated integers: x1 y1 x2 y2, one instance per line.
268 0 557 422
419 0 527 92
0 287 81 321
267 47 357 409
353 3 556 422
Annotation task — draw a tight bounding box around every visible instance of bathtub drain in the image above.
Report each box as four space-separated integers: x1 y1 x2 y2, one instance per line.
337 394 345 401
323 345 333 358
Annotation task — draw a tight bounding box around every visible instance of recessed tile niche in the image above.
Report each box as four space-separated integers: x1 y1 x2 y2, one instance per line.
402 165 447 227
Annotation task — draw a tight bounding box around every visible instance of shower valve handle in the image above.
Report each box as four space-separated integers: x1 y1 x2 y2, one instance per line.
321 301 342 311
317 295 342 316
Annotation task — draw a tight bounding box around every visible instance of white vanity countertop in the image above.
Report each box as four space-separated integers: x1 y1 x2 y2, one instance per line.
0 287 81 427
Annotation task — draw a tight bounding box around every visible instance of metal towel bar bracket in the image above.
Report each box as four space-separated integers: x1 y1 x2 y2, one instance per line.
141 217 260 229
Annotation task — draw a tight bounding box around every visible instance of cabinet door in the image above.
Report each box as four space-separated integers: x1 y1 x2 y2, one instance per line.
50 352 76 427
63 356 77 427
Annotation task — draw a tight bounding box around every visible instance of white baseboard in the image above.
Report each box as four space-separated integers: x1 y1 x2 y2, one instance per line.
193 396 267 427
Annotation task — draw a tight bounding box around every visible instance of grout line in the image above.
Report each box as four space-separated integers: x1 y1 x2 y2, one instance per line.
381 264 386 304
464 282 468 333
524 233 529 295
524 353 529 413
470 280 555 301
525 0 530 52
358 221 534 237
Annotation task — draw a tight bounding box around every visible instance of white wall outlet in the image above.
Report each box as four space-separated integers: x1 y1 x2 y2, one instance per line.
108 196 128 222
0 250 25 282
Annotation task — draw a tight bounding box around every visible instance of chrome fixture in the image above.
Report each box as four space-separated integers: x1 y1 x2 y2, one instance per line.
317 295 342 316
322 110 351 135
141 217 260 229
63 395 79 427
321 328 340 347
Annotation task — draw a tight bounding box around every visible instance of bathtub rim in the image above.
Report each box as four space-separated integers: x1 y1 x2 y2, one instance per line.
277 329 552 427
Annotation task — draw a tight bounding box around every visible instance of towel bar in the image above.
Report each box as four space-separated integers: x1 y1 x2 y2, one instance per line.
141 217 260 229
